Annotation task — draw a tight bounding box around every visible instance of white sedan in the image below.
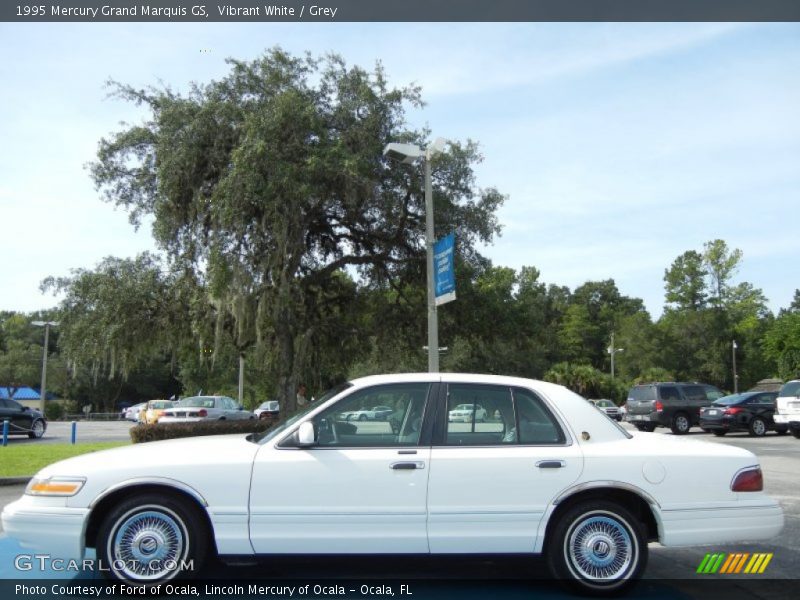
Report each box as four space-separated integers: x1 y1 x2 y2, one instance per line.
448 402 487 422
339 405 394 421
158 395 254 422
2 374 783 595
123 402 146 422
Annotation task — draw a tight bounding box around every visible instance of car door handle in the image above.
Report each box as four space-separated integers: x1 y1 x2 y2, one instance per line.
390 461 425 470
536 460 566 469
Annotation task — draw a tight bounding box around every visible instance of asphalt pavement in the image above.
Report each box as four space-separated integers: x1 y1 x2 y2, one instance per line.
0 424 797 599
1 420 134 446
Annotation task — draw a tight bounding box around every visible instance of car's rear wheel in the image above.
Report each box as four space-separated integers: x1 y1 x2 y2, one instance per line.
96 493 209 586
775 427 788 436
748 417 767 437
792 428 800 440
634 424 656 432
359 414 368 421
712 430 726 437
28 419 45 439
547 500 647 595
670 413 691 435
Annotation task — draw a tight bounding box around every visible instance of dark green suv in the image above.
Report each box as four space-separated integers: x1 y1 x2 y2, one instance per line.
625 382 725 434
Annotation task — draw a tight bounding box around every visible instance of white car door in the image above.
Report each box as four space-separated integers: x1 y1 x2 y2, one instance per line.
249 382 434 554
427 383 584 553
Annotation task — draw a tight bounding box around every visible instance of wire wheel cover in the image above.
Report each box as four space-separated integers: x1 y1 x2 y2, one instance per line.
111 508 186 580
567 514 634 580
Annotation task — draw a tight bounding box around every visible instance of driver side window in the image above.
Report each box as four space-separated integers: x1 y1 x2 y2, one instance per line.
313 383 430 447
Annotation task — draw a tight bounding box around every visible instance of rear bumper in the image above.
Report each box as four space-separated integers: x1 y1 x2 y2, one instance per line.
626 412 665 426
659 500 784 547
773 414 800 425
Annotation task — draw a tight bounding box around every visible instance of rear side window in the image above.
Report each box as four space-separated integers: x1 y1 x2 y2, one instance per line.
629 386 656 401
659 386 681 401
779 381 800 398
443 384 565 446
682 385 707 402
511 388 565 445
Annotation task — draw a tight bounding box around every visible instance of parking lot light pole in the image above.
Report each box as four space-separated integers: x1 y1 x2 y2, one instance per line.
732 340 738 393
32 320 59 414
607 332 624 378
383 138 446 373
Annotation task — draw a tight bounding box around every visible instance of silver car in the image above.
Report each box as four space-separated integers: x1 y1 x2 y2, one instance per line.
159 396 255 422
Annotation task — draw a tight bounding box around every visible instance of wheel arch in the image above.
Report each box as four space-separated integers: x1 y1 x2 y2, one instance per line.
542 484 661 552
84 480 214 552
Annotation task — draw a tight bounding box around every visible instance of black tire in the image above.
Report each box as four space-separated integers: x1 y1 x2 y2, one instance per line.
546 500 647 595
28 419 46 439
96 492 209 586
792 429 800 440
633 423 656 433
670 413 691 435
359 414 367 421
712 430 726 437
748 417 767 437
775 427 788 436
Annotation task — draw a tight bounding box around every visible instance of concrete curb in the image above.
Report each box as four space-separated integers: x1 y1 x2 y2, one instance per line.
0 478 30 487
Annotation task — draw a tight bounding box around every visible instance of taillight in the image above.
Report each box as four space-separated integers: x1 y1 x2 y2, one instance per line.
198 409 208 417
724 407 743 415
731 467 763 492
655 400 663 412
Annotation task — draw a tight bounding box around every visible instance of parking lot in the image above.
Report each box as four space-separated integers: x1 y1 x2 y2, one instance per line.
0 424 797 598
0 420 134 445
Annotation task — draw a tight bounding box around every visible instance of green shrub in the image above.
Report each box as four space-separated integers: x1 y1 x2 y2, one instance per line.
45 402 65 421
130 417 278 443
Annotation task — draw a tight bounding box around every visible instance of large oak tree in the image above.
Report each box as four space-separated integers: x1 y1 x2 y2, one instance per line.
90 49 504 409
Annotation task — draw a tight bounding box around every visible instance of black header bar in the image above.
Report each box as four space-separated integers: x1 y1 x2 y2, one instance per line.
3 1 800 23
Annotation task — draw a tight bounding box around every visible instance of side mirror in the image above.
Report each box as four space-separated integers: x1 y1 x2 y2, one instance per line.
297 421 316 447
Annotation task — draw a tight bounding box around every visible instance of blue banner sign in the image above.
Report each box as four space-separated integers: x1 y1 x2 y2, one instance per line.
434 233 456 306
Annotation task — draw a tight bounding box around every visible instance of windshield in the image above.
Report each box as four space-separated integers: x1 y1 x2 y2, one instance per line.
250 382 352 444
779 381 800 398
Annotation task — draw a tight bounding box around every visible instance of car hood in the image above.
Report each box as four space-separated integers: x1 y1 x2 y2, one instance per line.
37 434 259 479
34 434 262 510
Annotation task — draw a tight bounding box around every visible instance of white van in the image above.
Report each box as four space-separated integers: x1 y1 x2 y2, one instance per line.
774 380 800 438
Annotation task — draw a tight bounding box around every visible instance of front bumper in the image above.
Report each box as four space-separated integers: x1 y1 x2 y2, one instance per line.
1 496 89 562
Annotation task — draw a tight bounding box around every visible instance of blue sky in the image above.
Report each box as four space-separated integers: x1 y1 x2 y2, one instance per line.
1 22 798 317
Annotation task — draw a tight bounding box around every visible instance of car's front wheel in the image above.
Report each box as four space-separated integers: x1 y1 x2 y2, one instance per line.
547 500 647 595
28 419 46 439
96 493 209 586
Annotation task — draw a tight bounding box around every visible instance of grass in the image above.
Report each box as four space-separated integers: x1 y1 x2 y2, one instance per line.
0 442 129 478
